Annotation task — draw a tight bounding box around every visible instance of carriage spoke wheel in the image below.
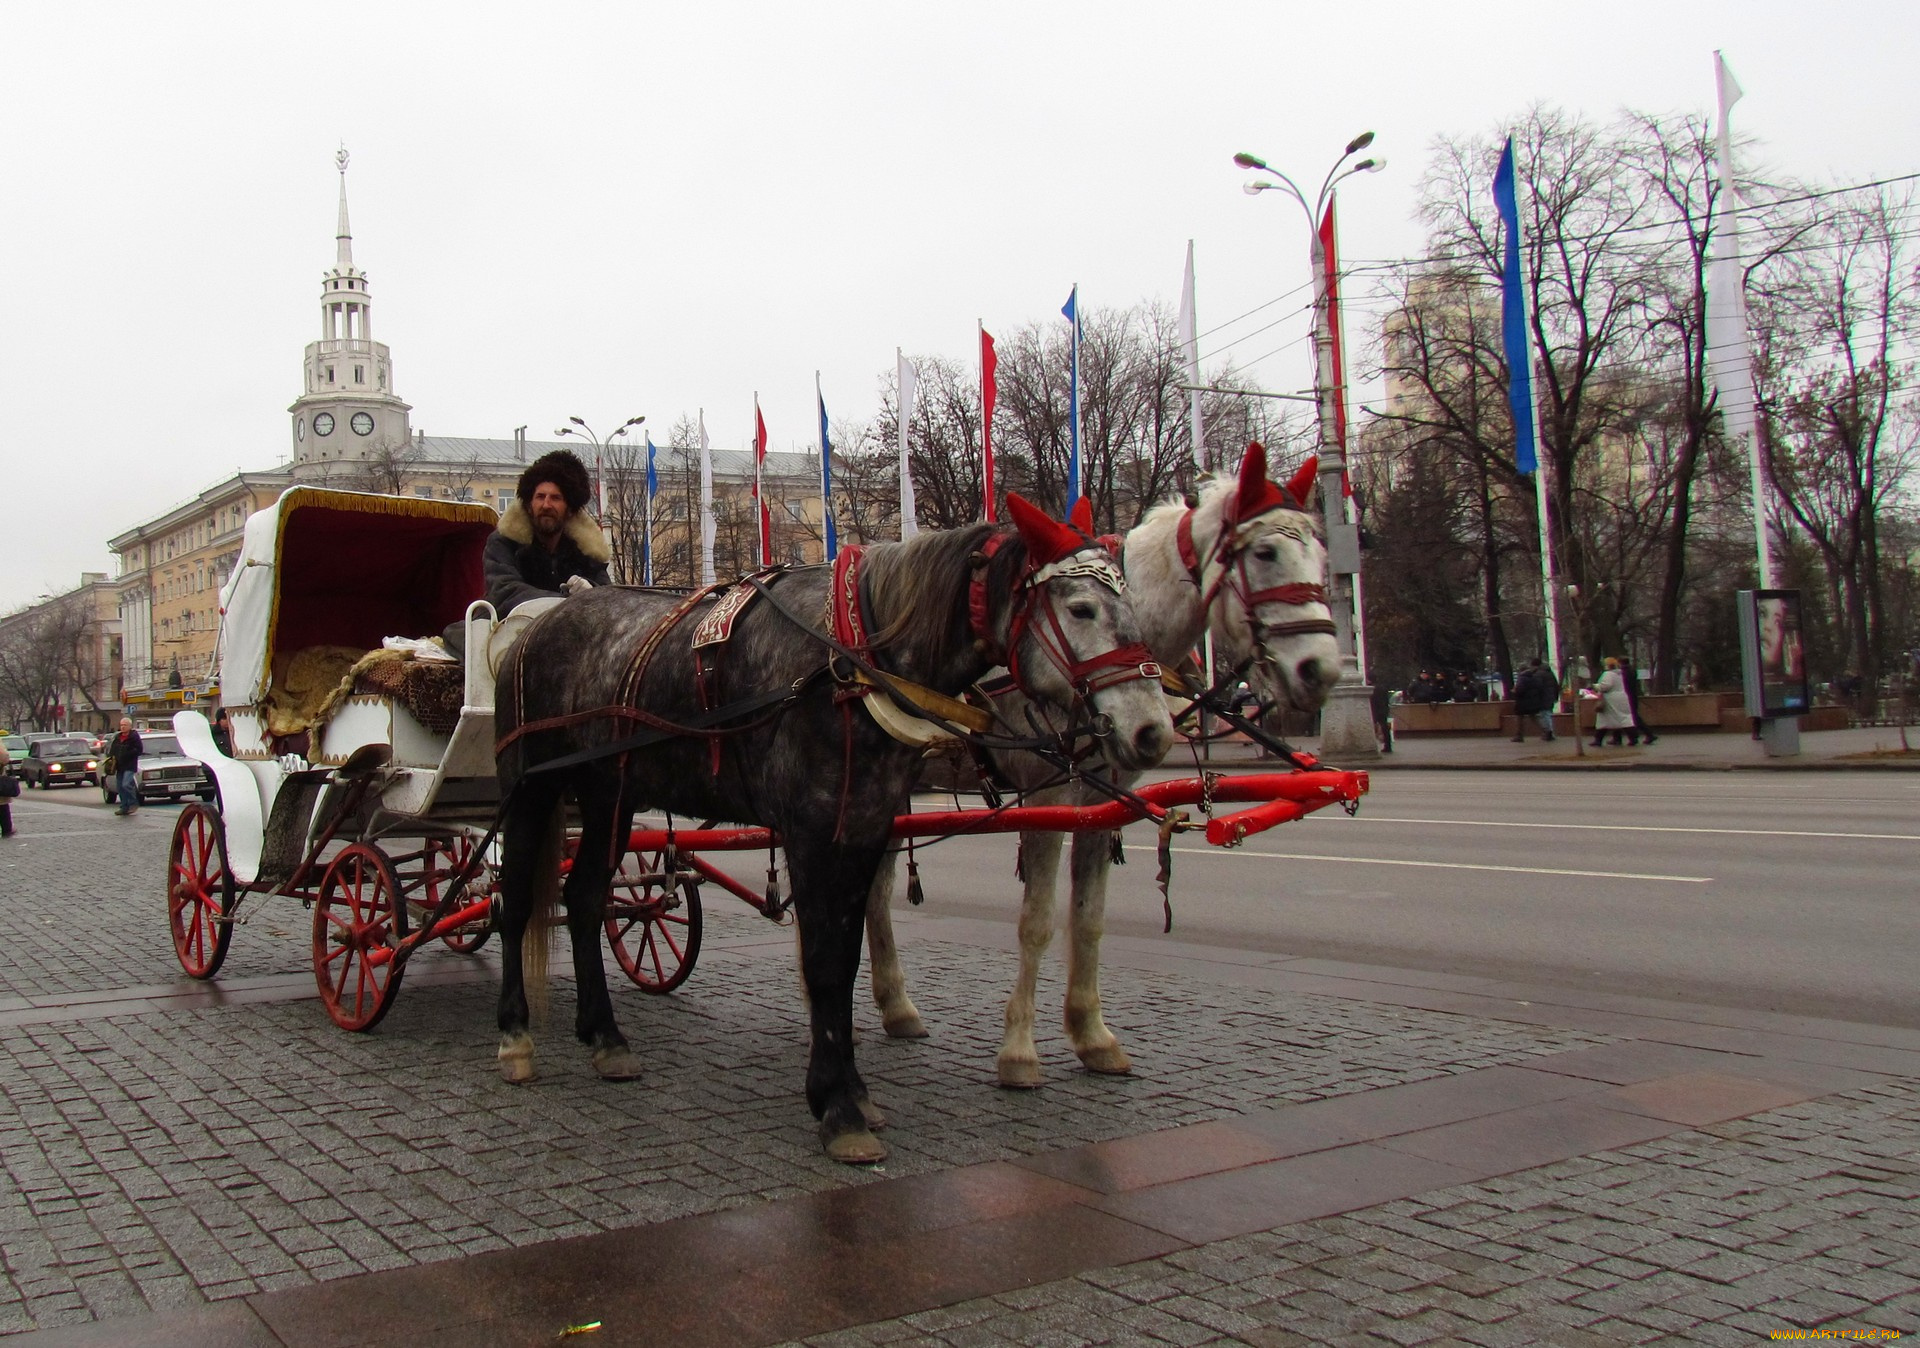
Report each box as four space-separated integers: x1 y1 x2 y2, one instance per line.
167 803 235 980
422 835 493 954
312 843 407 1032
604 848 703 994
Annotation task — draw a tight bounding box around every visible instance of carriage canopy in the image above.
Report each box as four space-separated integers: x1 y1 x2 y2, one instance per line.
218 487 497 708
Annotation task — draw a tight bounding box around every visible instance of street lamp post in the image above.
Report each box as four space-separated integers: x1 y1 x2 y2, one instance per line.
555 414 645 578
1235 135 1385 760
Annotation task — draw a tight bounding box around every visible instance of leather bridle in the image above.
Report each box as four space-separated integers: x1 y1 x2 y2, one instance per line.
963 535 1162 707
1174 502 1338 645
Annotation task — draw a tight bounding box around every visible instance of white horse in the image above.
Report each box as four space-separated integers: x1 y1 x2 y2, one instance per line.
865 443 1342 1086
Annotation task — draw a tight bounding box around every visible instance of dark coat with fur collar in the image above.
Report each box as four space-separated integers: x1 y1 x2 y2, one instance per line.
485 500 613 614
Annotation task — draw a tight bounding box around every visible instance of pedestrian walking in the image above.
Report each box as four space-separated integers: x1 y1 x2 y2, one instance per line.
1511 658 1559 742
107 717 143 815
1591 658 1633 747
1620 660 1657 746
1370 682 1395 754
0 739 16 838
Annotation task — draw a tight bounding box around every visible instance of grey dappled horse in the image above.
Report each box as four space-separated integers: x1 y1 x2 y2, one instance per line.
493 498 1174 1162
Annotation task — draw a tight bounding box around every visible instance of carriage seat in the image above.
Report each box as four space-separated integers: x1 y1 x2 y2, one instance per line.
484 597 563 677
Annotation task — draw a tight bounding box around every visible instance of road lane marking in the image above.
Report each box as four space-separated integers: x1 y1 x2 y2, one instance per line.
1127 845 1710 884
1307 816 1920 842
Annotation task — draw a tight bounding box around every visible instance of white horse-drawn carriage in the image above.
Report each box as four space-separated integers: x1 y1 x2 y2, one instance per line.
162 486 669 1029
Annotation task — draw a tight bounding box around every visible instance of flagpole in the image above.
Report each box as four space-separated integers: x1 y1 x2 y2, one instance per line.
1711 50 1771 588
698 409 715 585
752 392 765 568
980 321 997 522
817 371 837 561
1181 242 1206 475
643 433 655 585
897 348 918 540
1064 284 1082 512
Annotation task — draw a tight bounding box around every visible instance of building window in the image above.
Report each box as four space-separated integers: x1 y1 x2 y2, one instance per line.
326 366 335 384
354 364 364 383
417 487 433 499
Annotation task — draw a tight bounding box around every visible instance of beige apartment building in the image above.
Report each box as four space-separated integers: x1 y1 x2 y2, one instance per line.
0 572 122 732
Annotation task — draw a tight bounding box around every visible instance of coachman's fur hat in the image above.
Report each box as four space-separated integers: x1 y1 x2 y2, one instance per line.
517 449 593 512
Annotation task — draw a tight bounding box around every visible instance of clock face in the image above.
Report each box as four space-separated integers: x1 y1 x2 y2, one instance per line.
350 412 375 436
313 412 336 436
295 418 305 441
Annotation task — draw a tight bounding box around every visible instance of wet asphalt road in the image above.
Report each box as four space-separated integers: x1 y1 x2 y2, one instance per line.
899 769 1920 1031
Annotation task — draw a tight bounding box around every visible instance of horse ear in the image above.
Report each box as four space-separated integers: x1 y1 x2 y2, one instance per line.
1285 455 1319 509
1069 496 1093 534
1006 493 1084 566
1235 441 1271 517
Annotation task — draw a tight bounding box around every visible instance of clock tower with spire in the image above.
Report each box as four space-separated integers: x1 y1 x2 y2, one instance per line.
288 147 412 481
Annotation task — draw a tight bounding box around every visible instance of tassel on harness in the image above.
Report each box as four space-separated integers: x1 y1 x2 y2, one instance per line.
905 839 925 907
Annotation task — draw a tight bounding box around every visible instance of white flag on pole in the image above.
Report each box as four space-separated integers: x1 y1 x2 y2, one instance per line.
897 349 919 539
1706 50 1771 586
1178 239 1206 472
698 409 716 585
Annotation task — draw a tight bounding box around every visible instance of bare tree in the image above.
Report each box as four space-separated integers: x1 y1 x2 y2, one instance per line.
0 595 99 731
1756 189 1919 713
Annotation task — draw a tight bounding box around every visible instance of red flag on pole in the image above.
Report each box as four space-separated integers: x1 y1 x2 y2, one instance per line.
981 323 998 522
1319 199 1352 496
754 396 771 566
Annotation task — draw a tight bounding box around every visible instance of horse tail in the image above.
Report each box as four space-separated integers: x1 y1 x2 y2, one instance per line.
523 794 566 1021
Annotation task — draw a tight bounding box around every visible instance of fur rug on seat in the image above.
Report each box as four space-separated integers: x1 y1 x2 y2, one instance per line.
262 645 463 738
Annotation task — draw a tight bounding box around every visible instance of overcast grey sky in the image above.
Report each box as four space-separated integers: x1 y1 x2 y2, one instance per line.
3 1 1912 612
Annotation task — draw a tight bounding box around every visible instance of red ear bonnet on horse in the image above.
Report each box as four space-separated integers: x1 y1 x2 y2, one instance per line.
1069 496 1094 535
1284 455 1319 510
1233 441 1292 520
1006 493 1087 568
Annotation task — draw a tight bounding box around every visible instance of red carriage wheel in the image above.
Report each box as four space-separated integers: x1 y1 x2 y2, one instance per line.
604 849 703 993
422 835 493 954
312 843 407 1031
167 802 235 980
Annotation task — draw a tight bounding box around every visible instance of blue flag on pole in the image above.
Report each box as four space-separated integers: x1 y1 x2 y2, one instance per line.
1062 285 1082 509
818 377 838 560
1493 138 1538 476
642 433 657 584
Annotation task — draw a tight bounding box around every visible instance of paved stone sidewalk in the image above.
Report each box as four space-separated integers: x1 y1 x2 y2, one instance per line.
0 895 1605 1337
785 1079 1920 1346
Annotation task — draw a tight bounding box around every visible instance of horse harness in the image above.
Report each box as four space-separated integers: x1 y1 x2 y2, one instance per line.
494 530 1162 791
1174 501 1337 643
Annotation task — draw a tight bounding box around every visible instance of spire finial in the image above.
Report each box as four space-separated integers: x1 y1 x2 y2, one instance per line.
334 144 354 269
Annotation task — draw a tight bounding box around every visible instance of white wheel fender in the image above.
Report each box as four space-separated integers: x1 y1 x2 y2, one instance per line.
171 711 268 884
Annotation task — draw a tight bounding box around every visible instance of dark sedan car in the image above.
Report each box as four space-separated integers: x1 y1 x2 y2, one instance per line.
22 737 101 789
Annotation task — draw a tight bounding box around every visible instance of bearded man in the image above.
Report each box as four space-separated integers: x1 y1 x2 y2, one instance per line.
484 449 612 615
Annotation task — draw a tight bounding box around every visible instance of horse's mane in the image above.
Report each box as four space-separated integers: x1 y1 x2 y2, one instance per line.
859 521 1027 660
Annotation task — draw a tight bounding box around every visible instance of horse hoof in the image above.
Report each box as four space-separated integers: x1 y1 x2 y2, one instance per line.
592 1046 643 1081
882 1011 930 1039
822 1126 888 1165
997 1058 1044 1090
857 1097 888 1130
1077 1044 1134 1076
497 1034 535 1085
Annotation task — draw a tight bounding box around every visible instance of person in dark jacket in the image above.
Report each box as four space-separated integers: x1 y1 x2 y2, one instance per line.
485 449 613 614
1511 658 1559 742
108 717 143 816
